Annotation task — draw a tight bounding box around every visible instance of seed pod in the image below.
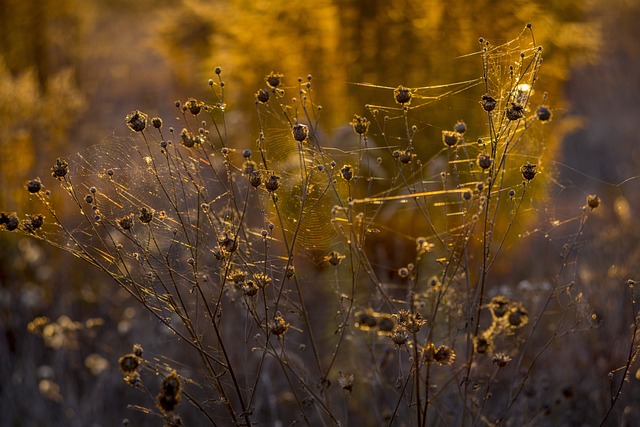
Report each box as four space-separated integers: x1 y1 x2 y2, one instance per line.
125 110 148 133
442 131 461 147
536 105 552 122
27 178 42 194
351 114 370 135
265 174 280 192
477 154 493 170
51 158 69 180
481 95 497 112
292 123 309 142
255 88 270 103
341 165 353 181
394 85 412 105
520 163 537 181
265 72 284 88
506 103 524 121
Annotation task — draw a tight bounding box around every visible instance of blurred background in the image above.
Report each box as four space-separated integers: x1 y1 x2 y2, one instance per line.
1 0 639 425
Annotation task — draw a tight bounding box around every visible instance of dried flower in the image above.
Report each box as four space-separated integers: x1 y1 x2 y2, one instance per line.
536 105 552 122
340 165 353 181
255 88 270 103
492 353 512 367
157 370 182 413
394 85 412 105
587 194 600 209
508 304 528 328
477 154 493 170
454 120 467 134
151 117 163 129
351 114 370 135
265 174 280 192
138 206 154 224
253 272 272 289
265 72 284 88
27 178 42 194
338 372 354 392
327 251 345 266
21 214 45 233
506 103 524 121
117 214 135 230
520 163 537 181
292 123 309 142
118 353 141 376
434 345 456 366
398 149 414 164
474 334 492 354
184 98 203 115
481 95 497 112
51 158 69 180
250 171 262 188
442 131 461 147
270 314 289 336
125 110 148 133
389 329 409 346
490 295 510 319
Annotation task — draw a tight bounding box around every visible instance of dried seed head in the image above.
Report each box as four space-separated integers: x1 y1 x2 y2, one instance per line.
138 206 154 224
250 171 262 188
422 342 436 364
117 213 135 230
265 72 284 88
327 251 345 266
253 272 272 289
3 213 18 231
506 103 524 121
398 149 414 164
118 353 141 375
536 105 552 122
490 295 510 318
474 334 492 354
185 98 203 115
242 280 259 296
151 117 163 129
292 123 309 142
338 372 354 392
180 128 201 148
132 344 143 357
125 110 148 133
520 163 537 181
507 303 528 328
394 85 412 105
265 174 281 192
341 165 354 181
454 120 467 134
587 194 600 209
85 194 93 204
255 88 270 103
434 345 456 366
389 329 409 346
351 114 370 135
269 314 289 336
51 158 69 180
442 131 461 147
477 154 493 170
22 214 44 232
156 370 182 413
492 352 512 367
481 95 497 112
27 178 42 194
